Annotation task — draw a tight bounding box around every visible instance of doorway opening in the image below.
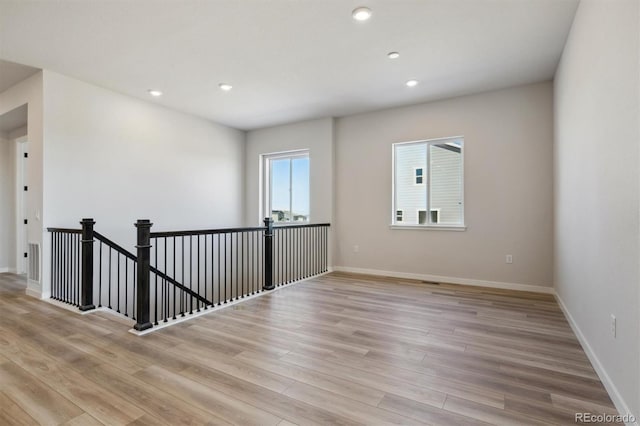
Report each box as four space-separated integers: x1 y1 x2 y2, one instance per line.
0 103 28 290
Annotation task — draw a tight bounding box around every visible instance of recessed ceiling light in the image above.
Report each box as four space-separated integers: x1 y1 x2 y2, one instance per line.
352 7 372 21
219 83 233 91
148 89 163 97
387 52 400 59
406 80 418 87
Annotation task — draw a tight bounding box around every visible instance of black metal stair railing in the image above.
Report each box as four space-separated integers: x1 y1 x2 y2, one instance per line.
48 218 330 332
49 228 82 307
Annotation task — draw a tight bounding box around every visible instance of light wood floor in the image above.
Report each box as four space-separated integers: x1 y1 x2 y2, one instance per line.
0 272 621 425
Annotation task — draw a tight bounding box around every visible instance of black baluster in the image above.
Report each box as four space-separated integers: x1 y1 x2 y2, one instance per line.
239 232 243 298
189 236 193 314
124 259 129 316
196 235 200 312
108 248 112 308
235 232 239 300
204 234 208 309
217 233 221 305
98 242 102 307
173 237 177 319
117 252 121 312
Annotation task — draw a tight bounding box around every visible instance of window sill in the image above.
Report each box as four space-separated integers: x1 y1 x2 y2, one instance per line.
389 224 467 231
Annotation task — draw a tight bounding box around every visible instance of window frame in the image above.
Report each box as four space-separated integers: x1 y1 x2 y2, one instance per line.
396 209 404 222
261 149 310 225
391 136 465 230
414 167 424 185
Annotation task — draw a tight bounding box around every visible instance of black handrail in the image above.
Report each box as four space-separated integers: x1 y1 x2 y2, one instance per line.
150 226 265 238
274 222 331 229
47 227 82 234
94 231 136 261
149 222 330 238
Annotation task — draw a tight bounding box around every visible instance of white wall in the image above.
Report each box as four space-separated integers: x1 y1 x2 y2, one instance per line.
0 72 43 296
334 82 554 290
0 136 15 272
554 0 639 419
245 117 334 226
42 71 245 294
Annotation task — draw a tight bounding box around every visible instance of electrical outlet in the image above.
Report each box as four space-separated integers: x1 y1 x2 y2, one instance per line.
353 245 360 253
506 254 513 264
611 314 616 338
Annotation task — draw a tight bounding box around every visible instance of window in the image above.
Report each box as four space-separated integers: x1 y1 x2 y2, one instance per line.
418 210 427 224
430 209 440 224
392 137 464 227
262 150 310 223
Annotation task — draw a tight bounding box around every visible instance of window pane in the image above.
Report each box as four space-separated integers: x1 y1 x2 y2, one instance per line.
429 143 463 224
271 158 291 222
395 144 427 225
291 156 310 222
418 210 427 224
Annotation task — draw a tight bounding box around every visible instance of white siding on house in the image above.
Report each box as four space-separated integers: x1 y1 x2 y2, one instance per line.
430 144 463 224
395 143 426 224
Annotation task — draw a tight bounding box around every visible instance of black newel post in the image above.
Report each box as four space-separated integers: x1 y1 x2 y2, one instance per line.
134 219 153 331
263 217 274 290
79 218 96 311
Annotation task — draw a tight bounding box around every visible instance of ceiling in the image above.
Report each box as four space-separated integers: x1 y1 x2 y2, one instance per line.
0 0 579 130
0 103 27 135
0 59 39 94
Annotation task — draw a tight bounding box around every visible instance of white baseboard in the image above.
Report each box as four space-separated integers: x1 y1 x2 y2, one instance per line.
555 294 638 426
332 266 555 294
25 287 43 299
0 267 17 274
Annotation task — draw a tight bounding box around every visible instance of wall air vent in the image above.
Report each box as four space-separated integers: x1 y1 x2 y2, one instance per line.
28 243 40 282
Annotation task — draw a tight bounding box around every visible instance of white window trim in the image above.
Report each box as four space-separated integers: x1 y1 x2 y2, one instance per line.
389 224 467 231
391 136 465 230
261 149 310 225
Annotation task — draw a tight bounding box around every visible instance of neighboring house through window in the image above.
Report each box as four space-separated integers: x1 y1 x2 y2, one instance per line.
262 150 310 223
392 137 464 227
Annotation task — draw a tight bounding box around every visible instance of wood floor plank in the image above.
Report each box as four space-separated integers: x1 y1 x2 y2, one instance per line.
280 351 448 408
134 365 280 426
166 342 294 393
443 396 549 426
62 413 105 426
378 393 492 426
0 392 38 426
0 361 84 425
84 362 217 425
282 381 426 425
0 329 145 425
235 350 386 406
180 363 361 426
